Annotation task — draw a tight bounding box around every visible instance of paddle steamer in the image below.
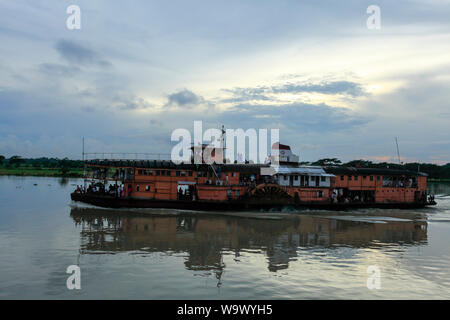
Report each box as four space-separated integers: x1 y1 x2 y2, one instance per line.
71 142 436 210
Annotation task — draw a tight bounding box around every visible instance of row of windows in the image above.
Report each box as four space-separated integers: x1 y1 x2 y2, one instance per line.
137 169 194 177
282 176 327 182
136 169 238 178
340 175 380 181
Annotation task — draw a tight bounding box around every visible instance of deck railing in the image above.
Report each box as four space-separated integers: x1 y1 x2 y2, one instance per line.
83 152 172 161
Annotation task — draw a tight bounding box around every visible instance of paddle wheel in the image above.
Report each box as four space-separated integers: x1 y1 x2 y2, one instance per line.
247 184 293 202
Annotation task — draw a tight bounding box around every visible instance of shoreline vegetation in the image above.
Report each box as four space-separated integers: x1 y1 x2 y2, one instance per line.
0 156 450 181
0 156 83 178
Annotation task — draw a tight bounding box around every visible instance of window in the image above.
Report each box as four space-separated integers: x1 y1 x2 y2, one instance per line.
235 190 240 196
310 176 315 181
349 175 352 181
317 191 324 198
145 185 150 191
146 170 153 176
181 171 186 176
232 172 236 177
321 176 326 182
294 176 299 181
370 176 373 181
156 170 160 176
377 176 381 181
354 176 358 181
143 170 147 175
138 170 143 175
340 175 345 181
176 171 180 176
188 171 193 176
136 185 140 191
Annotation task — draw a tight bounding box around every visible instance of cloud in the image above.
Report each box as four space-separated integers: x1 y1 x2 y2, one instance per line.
271 81 365 97
1 1 450 163
55 39 111 67
118 97 153 110
221 102 368 133
221 87 272 103
38 63 81 76
221 80 365 104
166 89 205 107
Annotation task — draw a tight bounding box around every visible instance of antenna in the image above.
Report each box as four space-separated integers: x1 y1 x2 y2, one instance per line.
395 137 402 164
82 136 85 161
82 136 86 190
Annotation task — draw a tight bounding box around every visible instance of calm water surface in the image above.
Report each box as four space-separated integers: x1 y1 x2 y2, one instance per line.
0 176 449 299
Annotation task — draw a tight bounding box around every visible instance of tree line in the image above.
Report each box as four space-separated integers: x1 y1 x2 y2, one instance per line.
0 155 83 176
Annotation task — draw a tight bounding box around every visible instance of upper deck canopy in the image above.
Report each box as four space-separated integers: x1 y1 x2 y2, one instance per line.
86 159 269 173
271 166 334 177
324 166 428 177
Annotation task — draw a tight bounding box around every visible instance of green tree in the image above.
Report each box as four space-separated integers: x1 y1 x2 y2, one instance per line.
311 158 342 166
0 155 5 165
59 157 70 176
32 162 42 170
344 159 374 167
9 155 25 167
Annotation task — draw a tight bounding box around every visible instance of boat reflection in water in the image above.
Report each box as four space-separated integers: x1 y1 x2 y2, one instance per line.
70 207 427 277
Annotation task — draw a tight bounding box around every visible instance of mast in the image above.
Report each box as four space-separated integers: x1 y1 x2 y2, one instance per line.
82 137 86 190
221 124 225 163
395 137 402 165
82 136 85 161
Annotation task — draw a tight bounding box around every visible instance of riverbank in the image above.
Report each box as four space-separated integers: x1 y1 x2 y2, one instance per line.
0 167 83 178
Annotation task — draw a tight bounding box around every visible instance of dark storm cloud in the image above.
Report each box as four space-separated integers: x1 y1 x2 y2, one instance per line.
166 89 205 107
55 40 111 67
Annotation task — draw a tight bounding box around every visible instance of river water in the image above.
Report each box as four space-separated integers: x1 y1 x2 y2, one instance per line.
0 176 449 299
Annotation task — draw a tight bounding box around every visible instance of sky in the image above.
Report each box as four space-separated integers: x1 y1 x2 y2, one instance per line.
0 0 450 163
